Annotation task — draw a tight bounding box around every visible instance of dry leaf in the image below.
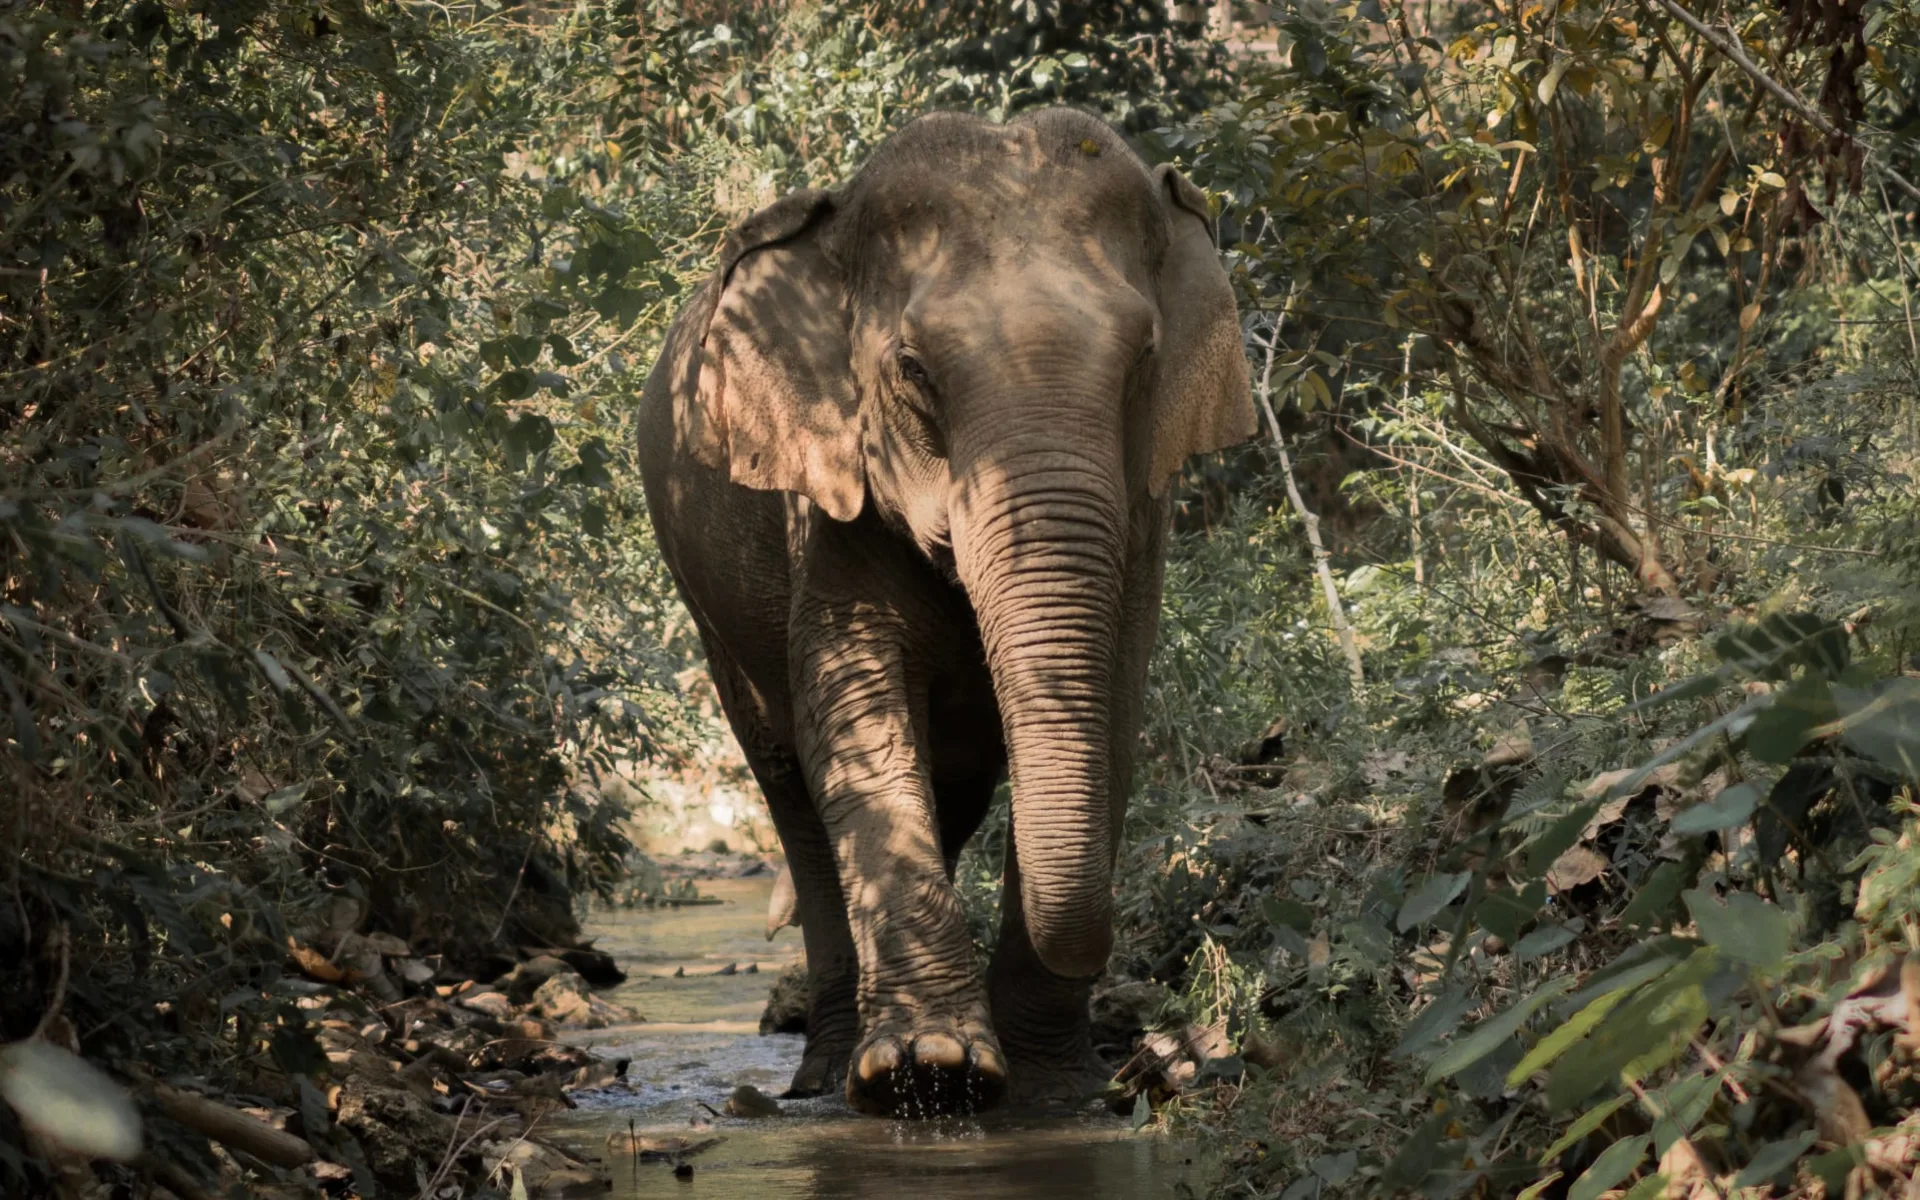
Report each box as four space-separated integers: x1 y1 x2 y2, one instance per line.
1546 846 1609 892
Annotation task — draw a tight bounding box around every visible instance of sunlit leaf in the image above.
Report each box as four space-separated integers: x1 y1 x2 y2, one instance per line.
1425 976 1576 1084
1567 1135 1648 1200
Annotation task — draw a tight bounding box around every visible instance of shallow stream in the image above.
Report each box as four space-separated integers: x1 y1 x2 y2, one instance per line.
543 875 1201 1198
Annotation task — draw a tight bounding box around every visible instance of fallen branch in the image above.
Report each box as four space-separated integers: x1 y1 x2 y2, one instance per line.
146 1082 314 1169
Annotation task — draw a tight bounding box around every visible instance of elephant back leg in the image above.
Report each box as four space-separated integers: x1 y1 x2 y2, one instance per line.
706 650 859 1097
986 848 1107 1104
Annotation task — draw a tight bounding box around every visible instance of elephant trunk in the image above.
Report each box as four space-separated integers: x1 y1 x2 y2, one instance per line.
953 429 1125 981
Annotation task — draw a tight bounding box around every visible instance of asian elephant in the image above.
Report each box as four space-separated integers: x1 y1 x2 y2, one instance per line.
636 107 1252 1117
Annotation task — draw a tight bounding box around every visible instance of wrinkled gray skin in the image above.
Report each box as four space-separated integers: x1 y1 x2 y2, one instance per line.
637 108 1252 1117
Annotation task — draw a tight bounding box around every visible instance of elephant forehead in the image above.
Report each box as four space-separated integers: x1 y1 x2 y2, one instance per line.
849 134 1161 278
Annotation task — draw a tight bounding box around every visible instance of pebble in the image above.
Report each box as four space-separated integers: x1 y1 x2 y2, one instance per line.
724 1084 782 1118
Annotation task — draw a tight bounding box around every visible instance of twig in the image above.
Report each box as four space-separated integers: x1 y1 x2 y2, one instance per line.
1251 296 1364 690
1626 1076 1729 1200
1692 1039 1751 1104
1645 0 1920 205
30 924 69 1041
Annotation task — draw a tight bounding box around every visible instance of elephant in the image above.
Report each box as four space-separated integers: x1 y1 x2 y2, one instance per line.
636 106 1252 1117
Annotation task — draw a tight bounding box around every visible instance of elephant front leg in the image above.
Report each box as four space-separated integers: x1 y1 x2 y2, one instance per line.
795 629 1007 1117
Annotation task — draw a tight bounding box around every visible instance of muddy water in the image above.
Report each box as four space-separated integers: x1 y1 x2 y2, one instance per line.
544 876 1203 1198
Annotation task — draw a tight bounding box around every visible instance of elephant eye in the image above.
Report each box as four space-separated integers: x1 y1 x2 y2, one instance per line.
897 349 933 391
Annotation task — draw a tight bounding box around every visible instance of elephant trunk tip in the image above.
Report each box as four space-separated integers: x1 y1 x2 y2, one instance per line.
1024 889 1115 980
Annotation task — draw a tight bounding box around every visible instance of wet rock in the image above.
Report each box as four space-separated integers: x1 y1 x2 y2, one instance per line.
715 962 737 976
335 1077 458 1191
333 933 401 1003
744 963 758 974
759 961 808 1035
500 954 572 1004
455 990 516 1021
724 1085 781 1118
564 1058 630 1092
530 969 637 1029
555 945 626 988
483 1136 608 1197
362 931 411 957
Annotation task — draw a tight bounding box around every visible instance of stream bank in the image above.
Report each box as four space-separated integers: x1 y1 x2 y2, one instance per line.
545 874 1204 1197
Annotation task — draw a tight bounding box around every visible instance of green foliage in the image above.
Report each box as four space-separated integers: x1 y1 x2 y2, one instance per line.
0 3 717 1187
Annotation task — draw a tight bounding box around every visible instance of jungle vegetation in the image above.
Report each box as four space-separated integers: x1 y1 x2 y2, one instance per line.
2 0 1918 1196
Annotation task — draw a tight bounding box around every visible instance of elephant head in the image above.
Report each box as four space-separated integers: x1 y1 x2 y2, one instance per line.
678 109 1252 979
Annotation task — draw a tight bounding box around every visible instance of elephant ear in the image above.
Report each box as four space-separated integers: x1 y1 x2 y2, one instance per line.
685 189 865 522
1146 163 1256 497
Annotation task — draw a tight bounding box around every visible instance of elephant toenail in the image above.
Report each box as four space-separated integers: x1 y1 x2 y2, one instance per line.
857 1038 903 1081
912 1031 967 1070
968 1041 1007 1080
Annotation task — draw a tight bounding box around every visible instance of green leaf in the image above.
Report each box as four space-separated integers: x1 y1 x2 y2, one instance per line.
263 783 310 817
1523 801 1601 880
1713 612 1848 681
1310 1150 1357 1185
1478 882 1544 942
1834 678 1920 777
1507 988 1628 1086
1628 669 1726 712
1425 976 1577 1084
1683 889 1791 969
1567 1135 1649 1200
1262 895 1314 933
1514 1172 1564 1200
1546 953 1713 1109
492 367 536 401
1561 939 1691 1012
1734 1131 1817 1187
1513 923 1577 959
581 501 609 537
1643 1071 1722 1154
1130 1090 1151 1131
1670 783 1760 834
506 414 555 461
1744 673 1836 763
0 1041 143 1161
1618 1173 1669 1200
1395 986 1476 1058
1397 871 1470 931
1538 1093 1633 1164
1619 862 1690 930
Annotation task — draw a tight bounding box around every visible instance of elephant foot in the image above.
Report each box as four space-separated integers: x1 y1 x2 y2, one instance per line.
782 1037 852 1099
845 1018 1008 1118
1004 1047 1111 1109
